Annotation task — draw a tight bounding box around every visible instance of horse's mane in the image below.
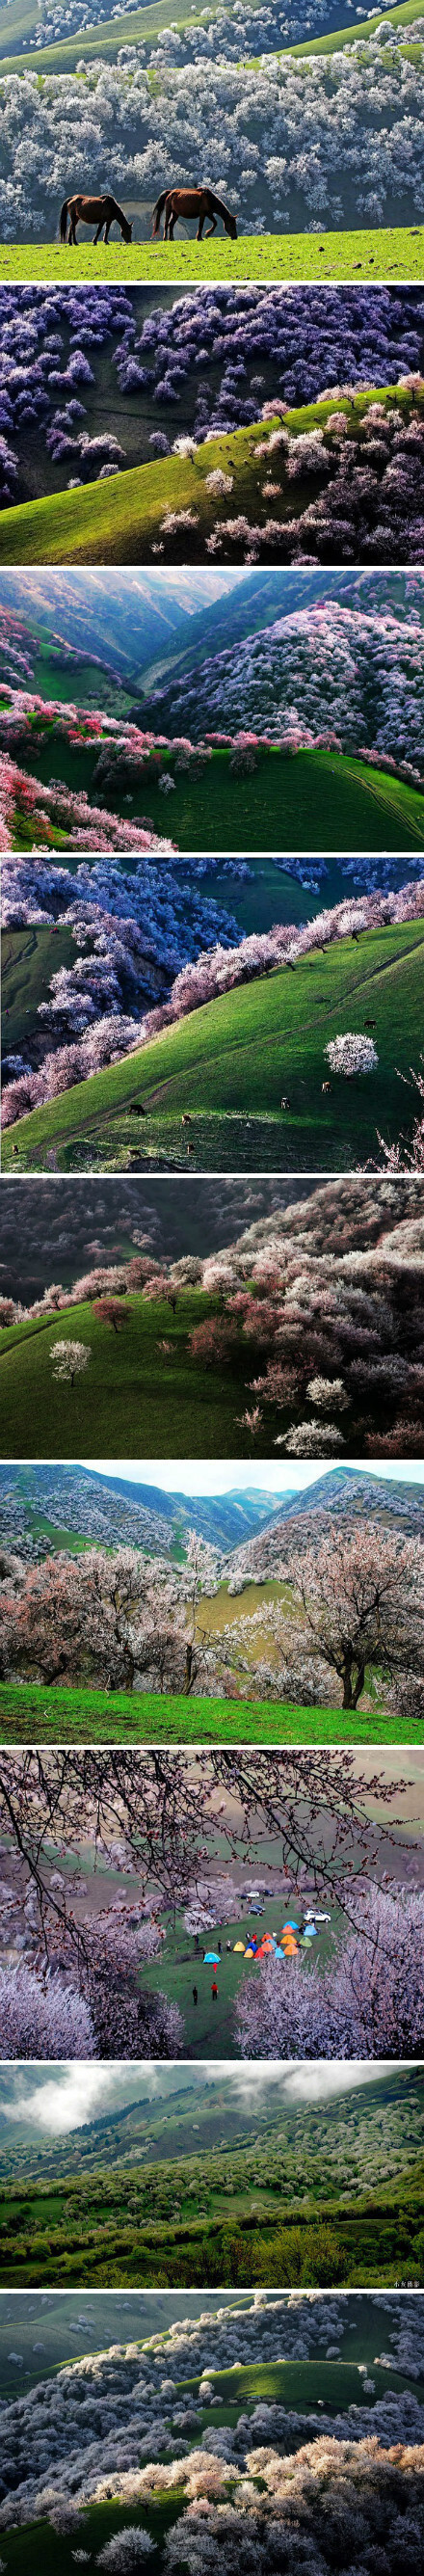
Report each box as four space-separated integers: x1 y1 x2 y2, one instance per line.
209 190 232 217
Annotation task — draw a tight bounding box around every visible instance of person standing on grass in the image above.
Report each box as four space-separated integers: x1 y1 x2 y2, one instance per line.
193 1985 199 2005
212 1980 218 2000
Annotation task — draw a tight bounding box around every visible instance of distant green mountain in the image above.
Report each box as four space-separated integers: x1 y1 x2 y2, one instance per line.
0 2064 419 2180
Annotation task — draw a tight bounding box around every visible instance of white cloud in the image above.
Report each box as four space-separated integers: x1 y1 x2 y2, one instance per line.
1 2059 403 2138
2 2066 149 2134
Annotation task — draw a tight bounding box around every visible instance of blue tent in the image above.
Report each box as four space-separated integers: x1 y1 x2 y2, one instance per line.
203 1951 221 1964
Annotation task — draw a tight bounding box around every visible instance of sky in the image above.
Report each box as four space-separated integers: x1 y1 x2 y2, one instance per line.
82 1460 424 1499
0 2062 404 2136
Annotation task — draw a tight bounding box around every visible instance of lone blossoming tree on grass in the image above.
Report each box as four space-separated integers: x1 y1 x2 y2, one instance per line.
93 1298 133 1335
325 1033 379 1077
49 1338 91 1388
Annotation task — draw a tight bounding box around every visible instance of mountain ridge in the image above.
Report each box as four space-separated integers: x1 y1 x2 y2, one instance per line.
0 1462 421 1566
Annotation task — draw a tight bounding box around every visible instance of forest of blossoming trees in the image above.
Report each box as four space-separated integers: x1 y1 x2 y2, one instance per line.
1 580 424 847
3 2 397 68
1 1177 424 1460
0 2290 422 2565
147 599 424 751
0 34 424 238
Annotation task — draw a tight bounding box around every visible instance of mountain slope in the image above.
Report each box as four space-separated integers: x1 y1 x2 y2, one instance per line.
0 571 243 692
0 2064 416 2176
0 1462 282 1557
229 1464 424 1578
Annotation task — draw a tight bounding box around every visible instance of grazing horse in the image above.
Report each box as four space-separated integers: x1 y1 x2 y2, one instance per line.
60 193 133 245
151 185 237 240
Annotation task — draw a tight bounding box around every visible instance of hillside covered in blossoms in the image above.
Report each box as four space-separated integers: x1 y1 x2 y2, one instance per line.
0 2297 421 2576
0 22 423 248
0 2286 422 2572
3 872 424 1173
1 1174 424 1462
1 571 424 852
0 282 424 564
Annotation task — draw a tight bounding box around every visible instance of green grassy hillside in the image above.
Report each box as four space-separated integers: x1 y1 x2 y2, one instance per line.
0 1288 257 1455
7 742 424 858
0 0 419 73
0 226 422 282
288 0 424 51
1 924 76 1054
0 1677 397 1742
0 1262 415 1460
0 0 228 72
5 917 423 1172
1 2143 422 2285
1 384 421 566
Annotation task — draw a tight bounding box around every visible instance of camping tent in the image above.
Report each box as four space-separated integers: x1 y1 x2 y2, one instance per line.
203 1951 221 1964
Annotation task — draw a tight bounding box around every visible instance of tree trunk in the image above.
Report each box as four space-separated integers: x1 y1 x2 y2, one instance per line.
352 1662 365 1708
185 1641 194 1693
342 1658 365 1708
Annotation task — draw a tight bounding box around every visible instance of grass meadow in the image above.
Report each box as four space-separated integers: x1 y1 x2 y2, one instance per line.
7 742 424 857
4 916 423 1172
0 384 422 567
0 228 422 283
0 1679 395 1745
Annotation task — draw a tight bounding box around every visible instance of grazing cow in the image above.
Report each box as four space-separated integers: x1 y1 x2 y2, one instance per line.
129 1103 146 1114
280 1096 291 1110
322 1081 331 1093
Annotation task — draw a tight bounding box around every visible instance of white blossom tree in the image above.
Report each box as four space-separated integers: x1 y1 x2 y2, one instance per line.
50 1339 91 1388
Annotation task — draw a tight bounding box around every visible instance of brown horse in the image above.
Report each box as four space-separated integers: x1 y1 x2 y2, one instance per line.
151 186 237 241
60 193 133 245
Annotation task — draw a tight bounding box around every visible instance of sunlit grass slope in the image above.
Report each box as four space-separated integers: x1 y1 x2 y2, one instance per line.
288 1 424 50
0 228 422 282
0 1678 395 1744
0 0 232 71
0 0 420 72
0 386 421 566
0 1288 260 1457
7 746 423 858
4 918 424 1173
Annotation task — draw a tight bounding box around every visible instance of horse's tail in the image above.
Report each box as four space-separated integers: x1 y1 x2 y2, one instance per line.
151 188 169 236
59 198 68 240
